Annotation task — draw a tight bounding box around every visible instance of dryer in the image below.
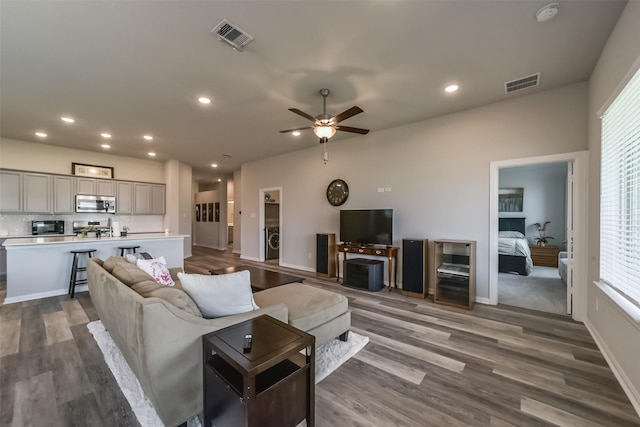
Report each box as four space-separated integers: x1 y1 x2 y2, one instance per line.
265 227 279 260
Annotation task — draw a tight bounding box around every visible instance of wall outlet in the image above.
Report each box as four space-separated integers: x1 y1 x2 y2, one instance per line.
308 252 312 259
385 187 391 192
377 187 384 193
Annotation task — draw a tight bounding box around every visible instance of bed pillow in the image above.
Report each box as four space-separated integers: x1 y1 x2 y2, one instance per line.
136 256 175 286
177 270 259 318
499 231 525 239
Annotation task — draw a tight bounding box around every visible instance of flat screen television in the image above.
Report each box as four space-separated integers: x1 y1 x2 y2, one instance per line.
340 209 393 246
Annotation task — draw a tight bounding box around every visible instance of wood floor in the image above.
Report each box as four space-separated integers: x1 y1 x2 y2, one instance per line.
1 246 639 427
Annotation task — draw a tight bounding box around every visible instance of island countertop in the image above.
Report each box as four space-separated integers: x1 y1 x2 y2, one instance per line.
3 233 187 304
3 233 187 247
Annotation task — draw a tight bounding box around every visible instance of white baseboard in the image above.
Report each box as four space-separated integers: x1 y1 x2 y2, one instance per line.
232 250 241 255
476 296 492 305
4 285 88 305
279 262 314 273
240 255 261 262
584 318 640 416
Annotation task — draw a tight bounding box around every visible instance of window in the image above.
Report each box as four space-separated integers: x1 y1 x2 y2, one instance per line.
600 66 640 306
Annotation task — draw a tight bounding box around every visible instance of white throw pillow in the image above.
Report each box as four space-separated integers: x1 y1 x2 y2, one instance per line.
177 270 259 318
137 256 175 286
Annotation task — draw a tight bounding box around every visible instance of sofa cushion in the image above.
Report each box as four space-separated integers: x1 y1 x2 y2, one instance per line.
177 271 259 318
253 283 348 331
111 262 154 287
136 257 175 286
102 256 128 273
140 285 202 317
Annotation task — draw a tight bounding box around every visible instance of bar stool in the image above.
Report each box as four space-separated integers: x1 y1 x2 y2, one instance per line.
68 249 96 298
119 245 140 256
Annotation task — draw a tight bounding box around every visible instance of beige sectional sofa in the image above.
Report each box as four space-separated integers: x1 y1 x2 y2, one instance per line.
87 256 350 427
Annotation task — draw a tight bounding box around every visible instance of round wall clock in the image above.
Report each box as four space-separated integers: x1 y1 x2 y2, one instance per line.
326 179 349 206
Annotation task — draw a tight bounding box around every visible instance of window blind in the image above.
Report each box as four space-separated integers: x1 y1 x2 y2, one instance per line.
600 67 640 305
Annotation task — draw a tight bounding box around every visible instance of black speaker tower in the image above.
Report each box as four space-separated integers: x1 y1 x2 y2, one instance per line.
316 233 336 277
402 238 429 298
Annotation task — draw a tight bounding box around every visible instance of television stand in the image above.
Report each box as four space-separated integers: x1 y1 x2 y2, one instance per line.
336 244 399 291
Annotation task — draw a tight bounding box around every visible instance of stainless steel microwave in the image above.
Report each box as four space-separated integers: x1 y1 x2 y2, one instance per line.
75 195 116 213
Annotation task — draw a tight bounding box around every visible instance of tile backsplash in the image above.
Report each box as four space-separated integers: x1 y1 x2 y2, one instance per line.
0 213 164 236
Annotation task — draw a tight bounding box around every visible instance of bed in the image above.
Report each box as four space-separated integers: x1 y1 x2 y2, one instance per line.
498 217 533 276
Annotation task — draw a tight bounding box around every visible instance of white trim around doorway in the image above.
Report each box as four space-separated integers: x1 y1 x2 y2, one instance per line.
489 151 588 322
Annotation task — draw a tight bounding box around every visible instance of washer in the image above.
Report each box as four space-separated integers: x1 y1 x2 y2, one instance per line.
265 227 280 260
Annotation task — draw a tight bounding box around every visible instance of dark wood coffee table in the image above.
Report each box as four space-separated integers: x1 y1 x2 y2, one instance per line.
210 265 303 291
203 315 315 427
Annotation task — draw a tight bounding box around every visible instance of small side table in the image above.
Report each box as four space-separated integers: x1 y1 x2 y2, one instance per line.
203 315 315 427
529 244 560 268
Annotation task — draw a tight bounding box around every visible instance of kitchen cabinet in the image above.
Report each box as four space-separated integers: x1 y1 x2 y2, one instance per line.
133 183 151 214
97 179 115 196
133 183 165 215
150 184 165 214
23 173 51 213
0 171 22 212
116 181 133 214
53 176 75 213
76 177 96 195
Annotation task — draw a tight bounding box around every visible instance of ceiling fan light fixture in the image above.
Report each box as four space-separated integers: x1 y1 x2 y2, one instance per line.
314 125 336 139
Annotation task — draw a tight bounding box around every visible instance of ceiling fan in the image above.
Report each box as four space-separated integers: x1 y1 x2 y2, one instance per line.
279 89 370 143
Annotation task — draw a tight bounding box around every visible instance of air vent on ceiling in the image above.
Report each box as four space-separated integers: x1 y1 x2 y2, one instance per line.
505 73 541 93
211 19 254 52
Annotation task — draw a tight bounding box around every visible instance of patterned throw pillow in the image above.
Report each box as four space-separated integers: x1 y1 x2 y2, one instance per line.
136 256 175 286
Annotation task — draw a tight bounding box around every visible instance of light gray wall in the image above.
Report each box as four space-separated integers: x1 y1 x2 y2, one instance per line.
587 1 640 413
194 191 219 249
499 163 567 248
241 82 588 297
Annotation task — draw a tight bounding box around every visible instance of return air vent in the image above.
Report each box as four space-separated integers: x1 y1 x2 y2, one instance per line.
211 19 254 51
505 73 540 93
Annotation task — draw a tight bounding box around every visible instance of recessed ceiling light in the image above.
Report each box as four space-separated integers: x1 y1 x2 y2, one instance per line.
144 135 153 141
101 133 112 139
198 97 212 104
217 178 222 182
211 163 218 168
536 3 559 22
101 144 111 149
292 131 301 136
61 117 75 123
148 152 156 157
444 84 459 93
35 132 47 138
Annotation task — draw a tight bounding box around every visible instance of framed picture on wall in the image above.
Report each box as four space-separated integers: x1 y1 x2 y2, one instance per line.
195 204 201 222
208 203 214 222
202 203 207 222
499 188 524 212
215 202 220 222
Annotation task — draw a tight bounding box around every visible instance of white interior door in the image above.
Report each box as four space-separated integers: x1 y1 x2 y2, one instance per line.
566 162 574 314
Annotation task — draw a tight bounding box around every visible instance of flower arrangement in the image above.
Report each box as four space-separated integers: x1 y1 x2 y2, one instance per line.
121 225 129 236
534 221 554 246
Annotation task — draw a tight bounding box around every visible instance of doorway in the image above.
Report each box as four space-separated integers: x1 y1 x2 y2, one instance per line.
258 187 282 263
489 151 587 322
497 163 568 315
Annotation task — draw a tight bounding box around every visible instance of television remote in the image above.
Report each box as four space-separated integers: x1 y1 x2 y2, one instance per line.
243 334 253 353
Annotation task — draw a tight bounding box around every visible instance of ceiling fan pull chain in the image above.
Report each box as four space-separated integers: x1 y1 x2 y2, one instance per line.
323 139 329 164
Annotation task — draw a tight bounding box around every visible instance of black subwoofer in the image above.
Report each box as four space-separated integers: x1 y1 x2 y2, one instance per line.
402 238 429 298
344 258 384 291
316 233 336 277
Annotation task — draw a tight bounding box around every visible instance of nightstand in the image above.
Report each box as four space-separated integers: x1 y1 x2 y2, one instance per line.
529 245 559 268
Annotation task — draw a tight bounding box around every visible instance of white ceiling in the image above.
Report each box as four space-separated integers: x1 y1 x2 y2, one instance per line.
0 1 626 181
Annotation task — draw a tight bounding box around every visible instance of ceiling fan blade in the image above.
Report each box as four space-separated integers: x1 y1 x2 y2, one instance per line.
333 106 364 123
335 125 370 135
279 126 313 134
289 108 317 122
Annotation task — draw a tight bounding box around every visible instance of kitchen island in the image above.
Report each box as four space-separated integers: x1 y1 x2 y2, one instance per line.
3 233 187 304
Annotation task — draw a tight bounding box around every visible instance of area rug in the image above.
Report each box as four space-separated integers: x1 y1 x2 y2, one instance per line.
87 320 368 427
